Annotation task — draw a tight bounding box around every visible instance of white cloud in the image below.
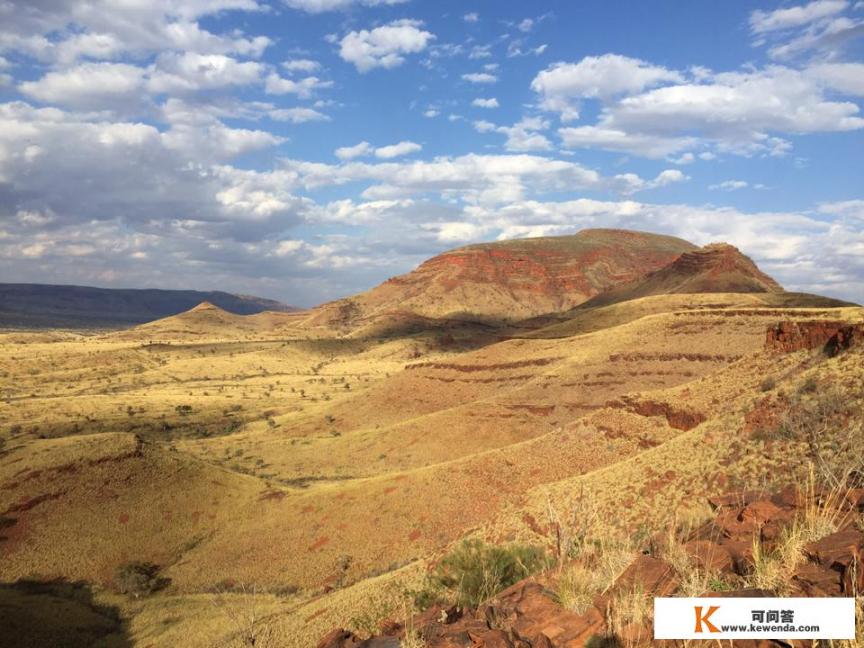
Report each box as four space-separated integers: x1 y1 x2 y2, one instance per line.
477 116 552 152
517 18 534 32
283 0 407 12
270 107 329 123
0 1 271 65
375 141 422 159
335 141 373 160
749 1 864 60
282 58 321 73
148 52 265 94
339 20 435 72
462 72 497 83
423 108 440 118
264 73 333 98
555 63 864 158
750 0 848 34
335 140 421 161
469 45 492 59
610 67 864 136
463 13 479 23
807 62 864 95
471 98 499 108
709 180 749 191
283 153 610 205
19 62 147 111
671 152 695 165
612 169 688 195
819 199 864 219
559 126 697 158
531 55 683 121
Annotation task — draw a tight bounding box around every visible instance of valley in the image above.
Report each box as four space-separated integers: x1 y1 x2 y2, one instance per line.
1 231 862 647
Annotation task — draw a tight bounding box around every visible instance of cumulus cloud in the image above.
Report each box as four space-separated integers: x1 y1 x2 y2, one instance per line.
335 141 373 160
374 141 422 158
532 54 683 120
269 107 329 123
474 116 552 152
709 180 749 191
264 73 333 98
462 72 497 83
283 0 407 12
547 61 864 158
0 0 271 65
282 58 321 73
463 13 479 23
334 140 422 159
339 20 435 72
471 98 499 108
806 62 864 94
19 62 147 112
148 52 265 94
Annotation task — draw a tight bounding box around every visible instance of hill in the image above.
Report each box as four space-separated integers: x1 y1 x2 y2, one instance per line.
303 229 697 330
0 283 295 329
580 243 783 309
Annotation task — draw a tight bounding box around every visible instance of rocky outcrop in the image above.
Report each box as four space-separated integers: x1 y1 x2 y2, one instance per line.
582 243 783 309
319 484 864 648
306 229 697 326
765 320 862 354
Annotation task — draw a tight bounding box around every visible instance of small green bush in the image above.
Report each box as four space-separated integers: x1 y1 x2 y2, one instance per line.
416 539 548 609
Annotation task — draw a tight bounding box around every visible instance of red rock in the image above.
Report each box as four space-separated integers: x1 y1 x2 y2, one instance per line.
715 508 759 540
765 320 861 354
770 484 805 508
609 555 679 599
316 629 362 648
722 539 756 575
708 491 765 510
845 488 864 511
803 530 864 568
791 563 843 596
740 500 783 526
683 540 735 574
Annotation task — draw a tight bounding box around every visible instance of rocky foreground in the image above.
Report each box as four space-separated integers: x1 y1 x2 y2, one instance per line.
318 483 864 648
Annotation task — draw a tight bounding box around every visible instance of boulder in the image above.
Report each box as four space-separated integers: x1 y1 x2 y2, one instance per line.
683 540 735 574
791 563 843 596
317 629 362 648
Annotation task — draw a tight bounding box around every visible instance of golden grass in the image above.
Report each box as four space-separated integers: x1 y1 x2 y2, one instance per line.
2 298 863 647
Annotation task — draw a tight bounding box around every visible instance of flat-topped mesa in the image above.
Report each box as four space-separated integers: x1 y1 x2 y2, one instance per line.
309 229 697 325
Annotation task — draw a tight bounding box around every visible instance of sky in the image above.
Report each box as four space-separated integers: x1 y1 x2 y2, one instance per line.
0 0 863 307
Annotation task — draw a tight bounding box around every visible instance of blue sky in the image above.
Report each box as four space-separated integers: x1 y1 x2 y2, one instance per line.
0 0 862 306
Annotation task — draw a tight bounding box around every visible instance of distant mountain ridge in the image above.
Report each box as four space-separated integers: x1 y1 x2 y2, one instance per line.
0 283 295 328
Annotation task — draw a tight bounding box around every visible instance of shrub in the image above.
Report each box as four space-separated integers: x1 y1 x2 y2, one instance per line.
417 539 548 609
115 561 167 598
555 564 597 614
797 376 818 394
759 377 776 392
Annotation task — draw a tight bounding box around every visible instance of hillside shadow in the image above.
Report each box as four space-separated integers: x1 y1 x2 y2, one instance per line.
0 578 132 647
